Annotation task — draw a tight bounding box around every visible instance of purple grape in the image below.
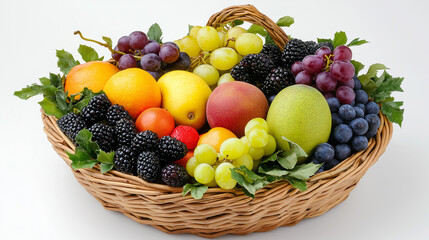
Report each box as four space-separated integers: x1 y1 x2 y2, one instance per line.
295 71 313 85
147 71 161 80
337 78 355 88
117 36 131 53
164 52 191 71
333 45 352 61
118 54 137 70
291 61 303 76
164 41 180 51
316 47 332 58
302 55 325 74
315 71 337 92
112 46 122 61
330 60 355 82
129 31 149 50
336 86 355 104
159 44 179 63
323 91 335 99
142 41 160 55
140 53 161 72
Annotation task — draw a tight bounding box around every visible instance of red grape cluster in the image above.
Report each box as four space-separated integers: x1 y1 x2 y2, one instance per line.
291 45 356 104
112 31 191 79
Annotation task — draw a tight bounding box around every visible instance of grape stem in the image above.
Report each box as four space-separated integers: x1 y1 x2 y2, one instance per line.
322 54 335 72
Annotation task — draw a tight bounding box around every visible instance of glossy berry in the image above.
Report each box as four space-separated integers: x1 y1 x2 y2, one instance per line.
339 104 356 121
157 136 188 163
88 123 115 152
353 76 362 90
81 94 111 126
326 97 341 113
349 118 369 136
332 113 343 127
351 136 369 152
355 90 369 104
313 143 335 162
131 130 159 154
334 144 352 161
365 114 381 138
115 118 137 148
114 146 137 175
333 124 353 143
161 163 190 187
106 104 133 126
57 113 86 144
366 101 380 115
354 107 365 118
137 151 161 183
325 158 340 170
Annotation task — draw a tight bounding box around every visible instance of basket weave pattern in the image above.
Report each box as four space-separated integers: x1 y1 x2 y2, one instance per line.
40 5 394 238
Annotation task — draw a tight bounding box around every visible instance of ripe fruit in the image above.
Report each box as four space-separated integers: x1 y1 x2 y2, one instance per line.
170 126 199 150
189 26 202 39
232 154 253 170
215 162 237 190
156 135 188 163
65 61 119 97
157 70 212 130
224 26 247 48
185 156 198 177
206 81 269 137
104 68 161 119
247 128 269 148
266 85 331 162
161 163 189 187
210 47 238 70
235 33 263 56
193 64 219 86
178 36 201 57
135 108 175 137
217 73 235 86
197 127 237 152
197 26 220 51
194 144 217 165
220 138 246 159
194 163 215 184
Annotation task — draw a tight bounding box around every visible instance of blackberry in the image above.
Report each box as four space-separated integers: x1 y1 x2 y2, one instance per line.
317 41 334 51
157 136 188 163
88 123 115 152
57 113 86 143
137 151 161 183
261 66 294 97
281 38 309 68
230 64 254 83
241 54 275 80
260 44 282 65
131 130 159 154
161 163 189 187
114 146 137 175
115 118 137 148
106 104 132 126
305 40 318 55
81 94 111 126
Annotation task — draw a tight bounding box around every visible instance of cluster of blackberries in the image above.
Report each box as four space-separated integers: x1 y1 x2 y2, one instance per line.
310 77 381 172
57 94 189 187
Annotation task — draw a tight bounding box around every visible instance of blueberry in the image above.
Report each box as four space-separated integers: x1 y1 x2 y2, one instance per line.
351 136 369 152
334 144 352 161
332 113 343 127
354 107 364 118
366 101 380 115
309 155 322 164
365 114 381 137
339 104 356 121
333 124 353 143
314 143 335 162
327 97 341 113
268 95 276 104
325 158 340 170
353 75 362 90
355 90 369 104
355 103 366 115
350 100 355 106
365 128 378 138
349 118 369 135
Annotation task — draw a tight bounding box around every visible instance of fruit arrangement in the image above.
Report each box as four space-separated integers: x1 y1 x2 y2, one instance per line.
14 5 403 237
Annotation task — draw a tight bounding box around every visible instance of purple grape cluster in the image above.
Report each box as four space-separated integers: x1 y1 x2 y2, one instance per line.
112 31 191 79
291 45 356 105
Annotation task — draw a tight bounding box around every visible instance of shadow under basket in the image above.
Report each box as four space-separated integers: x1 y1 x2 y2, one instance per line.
41 4 394 238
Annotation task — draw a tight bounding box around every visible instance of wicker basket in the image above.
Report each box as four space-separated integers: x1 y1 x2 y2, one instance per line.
41 5 394 238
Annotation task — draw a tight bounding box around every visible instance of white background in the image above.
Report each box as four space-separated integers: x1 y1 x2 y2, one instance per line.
1 0 428 239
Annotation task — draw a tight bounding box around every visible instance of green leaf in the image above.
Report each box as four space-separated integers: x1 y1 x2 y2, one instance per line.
49 73 62 88
332 31 347 48
366 63 389 79
38 97 64 118
14 84 45 100
276 16 294 27
288 162 322 180
102 36 112 48
97 151 115 164
265 34 276 46
55 90 71 113
71 159 97 170
56 49 79 75
261 150 282 163
371 72 404 102
381 101 404 126
350 60 365 76
283 176 307 191
358 75 377 94
148 23 163 43
247 24 267 37
232 20 244 26
187 24 194 35
72 88 102 111
100 163 114 174
75 129 99 158
277 152 297 169
231 166 269 198
67 149 97 170
182 183 208 199
347 38 369 47
317 38 333 44
78 45 103 62
39 77 50 86
258 167 289 177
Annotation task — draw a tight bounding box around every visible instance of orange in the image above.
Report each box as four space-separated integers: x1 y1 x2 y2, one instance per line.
65 61 119 97
104 68 161 119
135 108 175 137
197 127 237 152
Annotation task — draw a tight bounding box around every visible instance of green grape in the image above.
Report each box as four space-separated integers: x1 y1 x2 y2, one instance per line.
189 26 202 39
235 33 263 55
193 64 219 86
180 36 201 58
217 73 235 86
194 144 217 165
210 47 238 70
186 156 199 177
248 128 269 148
220 138 246 159
245 118 269 136
197 26 220 51
206 164 219 187
232 154 253 170
194 163 215 184
248 147 264 160
263 134 277 156
239 136 250 154
224 26 247 49
215 162 237 190
236 53 243 64
217 31 226 48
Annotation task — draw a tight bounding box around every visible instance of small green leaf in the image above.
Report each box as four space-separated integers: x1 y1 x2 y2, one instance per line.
276 16 294 27
347 38 369 47
258 167 289 177
148 23 163 43
39 77 50 86
358 75 378 94
66 149 92 162
281 136 308 159
102 36 112 48
71 159 97 170
247 24 267 37
14 84 44 100
49 73 62 88
371 72 404 102
187 24 194 35
288 162 322 180
277 152 297 169
265 34 276 46
100 163 114 174
317 38 333 44
182 183 208 199
332 31 347 48
56 49 79 75
78 45 104 62
261 150 282 163
182 183 193 196
381 101 404 126
283 176 307 191
366 63 389 79
55 90 71 113
97 151 115 164
38 97 64 118
350 60 365 76
75 129 99 158
232 20 244 26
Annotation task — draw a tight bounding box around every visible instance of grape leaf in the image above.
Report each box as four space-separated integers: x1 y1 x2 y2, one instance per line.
187 24 194 35
148 23 163 43
276 16 294 27
283 176 307 191
49 73 62 88
350 60 365 76
182 183 208 199
371 71 404 102
347 38 369 47
100 163 114 174
78 45 104 62
332 31 347 48
97 150 115 164
75 129 99 158
56 49 79 75
288 162 322 180
381 101 404 126
102 36 112 48
38 97 64 118
55 90 72 113
317 38 333 44
366 63 389 79
248 24 267 37
39 77 50 86
358 75 378 94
